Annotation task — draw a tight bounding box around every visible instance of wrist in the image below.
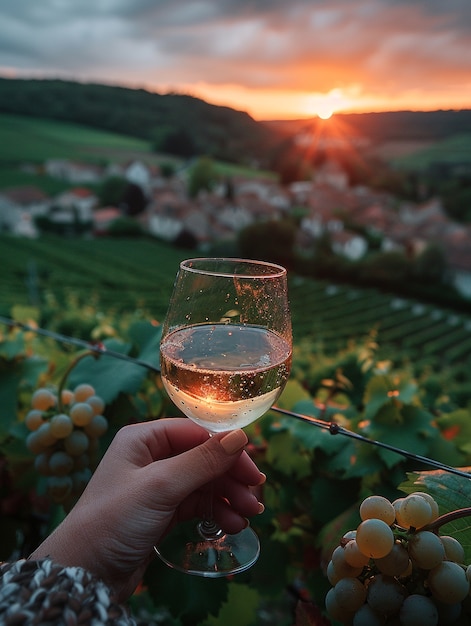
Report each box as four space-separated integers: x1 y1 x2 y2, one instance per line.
30 505 103 582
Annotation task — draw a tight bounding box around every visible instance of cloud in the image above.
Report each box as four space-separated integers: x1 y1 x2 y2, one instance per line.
0 0 470 116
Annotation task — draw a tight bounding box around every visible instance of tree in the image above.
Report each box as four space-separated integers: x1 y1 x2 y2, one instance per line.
238 219 297 268
187 157 217 198
153 126 197 158
98 176 128 207
121 183 147 216
412 243 450 284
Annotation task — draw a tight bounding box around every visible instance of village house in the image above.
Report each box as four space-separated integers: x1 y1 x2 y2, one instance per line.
44 159 104 184
3 154 471 300
0 185 51 237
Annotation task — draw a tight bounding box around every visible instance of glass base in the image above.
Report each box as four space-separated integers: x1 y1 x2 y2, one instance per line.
154 519 260 577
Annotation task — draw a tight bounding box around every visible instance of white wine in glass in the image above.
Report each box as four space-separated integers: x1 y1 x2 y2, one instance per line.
155 258 292 577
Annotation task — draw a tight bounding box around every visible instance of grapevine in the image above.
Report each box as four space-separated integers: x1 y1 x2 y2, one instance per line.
325 492 471 625
25 351 108 510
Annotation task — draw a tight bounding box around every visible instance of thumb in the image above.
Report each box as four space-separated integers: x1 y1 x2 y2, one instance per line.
158 429 249 500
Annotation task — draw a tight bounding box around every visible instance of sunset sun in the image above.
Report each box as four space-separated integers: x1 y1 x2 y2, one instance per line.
316 104 335 120
303 88 352 120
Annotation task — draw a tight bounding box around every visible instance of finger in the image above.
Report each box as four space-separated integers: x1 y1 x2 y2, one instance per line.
224 451 266 487
174 489 260 535
122 418 211 463
144 429 260 504
117 419 263 486
212 474 263 516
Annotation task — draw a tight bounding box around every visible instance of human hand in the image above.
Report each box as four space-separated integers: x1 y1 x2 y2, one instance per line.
30 418 265 601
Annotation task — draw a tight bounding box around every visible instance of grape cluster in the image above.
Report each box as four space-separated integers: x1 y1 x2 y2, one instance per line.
25 383 108 506
326 493 471 625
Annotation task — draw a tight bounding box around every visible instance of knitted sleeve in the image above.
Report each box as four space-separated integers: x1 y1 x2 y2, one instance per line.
0 558 137 625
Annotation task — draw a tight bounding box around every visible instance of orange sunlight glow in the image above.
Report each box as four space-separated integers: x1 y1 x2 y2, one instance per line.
301 88 357 120
152 80 470 121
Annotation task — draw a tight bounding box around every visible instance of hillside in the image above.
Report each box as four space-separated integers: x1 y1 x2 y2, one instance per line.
265 109 471 144
2 78 471 167
0 78 278 165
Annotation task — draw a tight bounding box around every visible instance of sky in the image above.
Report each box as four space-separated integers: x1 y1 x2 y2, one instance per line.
0 0 470 120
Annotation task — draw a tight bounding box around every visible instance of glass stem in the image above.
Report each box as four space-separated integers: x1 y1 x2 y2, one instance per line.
198 432 224 540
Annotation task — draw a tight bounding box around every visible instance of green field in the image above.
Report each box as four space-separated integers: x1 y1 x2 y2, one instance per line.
392 133 471 170
0 113 155 164
1 234 470 379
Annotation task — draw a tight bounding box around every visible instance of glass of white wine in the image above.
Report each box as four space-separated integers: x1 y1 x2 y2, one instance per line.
155 258 292 577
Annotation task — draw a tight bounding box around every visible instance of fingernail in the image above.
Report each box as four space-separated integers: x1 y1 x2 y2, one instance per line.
220 429 248 455
258 502 265 514
258 472 267 485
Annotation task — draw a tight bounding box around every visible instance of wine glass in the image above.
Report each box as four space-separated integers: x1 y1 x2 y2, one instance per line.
154 258 292 577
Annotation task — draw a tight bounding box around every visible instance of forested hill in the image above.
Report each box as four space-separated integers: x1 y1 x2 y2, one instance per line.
0 77 278 164
1 77 471 164
266 109 471 144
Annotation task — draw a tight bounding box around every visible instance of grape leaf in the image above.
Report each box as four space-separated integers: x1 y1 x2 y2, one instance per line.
324 437 385 477
435 408 471 454
265 431 311 478
361 404 438 469
363 375 418 422
309 475 360 525
205 583 259 626
68 339 145 404
127 320 162 369
286 399 353 454
398 469 471 562
363 375 391 421
0 356 47 437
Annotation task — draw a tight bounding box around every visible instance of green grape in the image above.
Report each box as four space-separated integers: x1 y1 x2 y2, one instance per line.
331 545 364 579
25 409 45 432
70 402 94 427
344 539 370 568
48 451 74 477
408 531 445 570
60 389 74 406
86 395 105 416
343 530 357 540
356 518 394 559
34 452 51 476
47 475 73 503
26 431 45 455
366 574 407 616
64 430 90 456
84 414 108 438
399 594 438 626
440 535 465 564
392 498 407 528
398 494 433 529
353 604 384 626
31 388 56 411
73 383 95 402
409 491 439 522
325 587 355 624
35 422 58 448
375 541 410 577
334 577 367 612
428 561 470 604
327 560 341 586
49 413 74 439
360 495 396 525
